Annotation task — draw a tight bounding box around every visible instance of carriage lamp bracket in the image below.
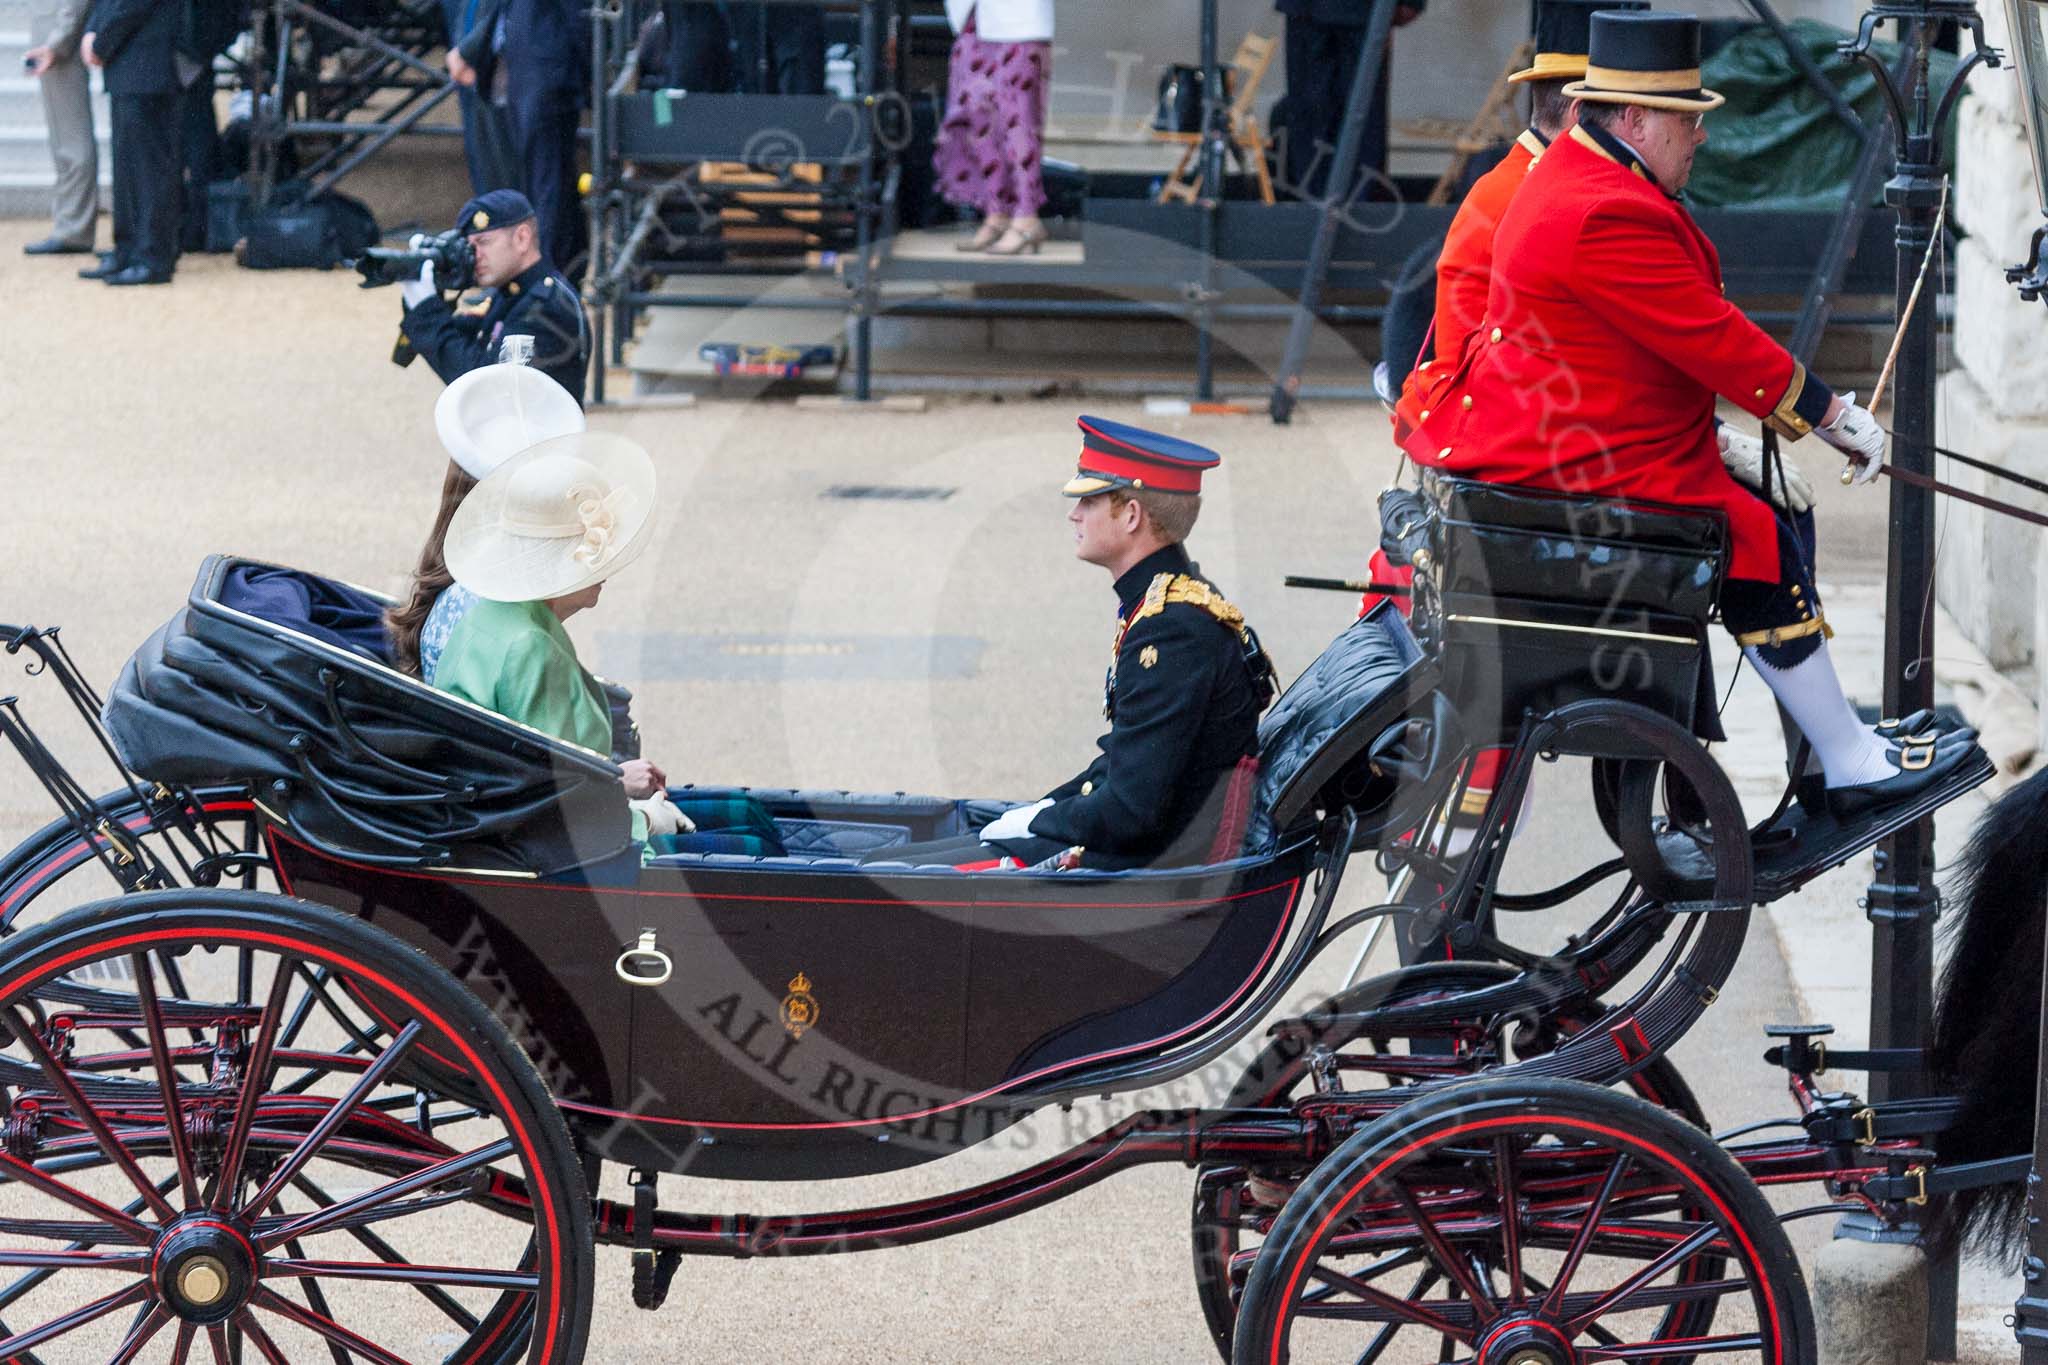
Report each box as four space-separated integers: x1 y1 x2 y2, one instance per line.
2011 225 2048 304
628 1168 683 1310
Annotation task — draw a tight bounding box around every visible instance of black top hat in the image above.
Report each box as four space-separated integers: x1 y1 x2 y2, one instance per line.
1510 0 1648 84
1562 11 1726 112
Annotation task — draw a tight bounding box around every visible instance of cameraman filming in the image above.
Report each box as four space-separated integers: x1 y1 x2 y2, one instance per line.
399 189 589 403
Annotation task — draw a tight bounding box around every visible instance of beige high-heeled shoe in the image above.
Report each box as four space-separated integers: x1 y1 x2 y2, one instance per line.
983 220 1048 256
956 218 1011 252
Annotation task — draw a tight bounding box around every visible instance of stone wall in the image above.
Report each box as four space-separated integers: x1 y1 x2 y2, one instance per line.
1934 0 2048 746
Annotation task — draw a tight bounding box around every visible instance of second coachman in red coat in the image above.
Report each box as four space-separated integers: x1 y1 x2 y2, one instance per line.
1395 9 1982 818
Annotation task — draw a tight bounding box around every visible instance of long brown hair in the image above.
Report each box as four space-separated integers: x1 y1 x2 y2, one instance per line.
387 461 480 676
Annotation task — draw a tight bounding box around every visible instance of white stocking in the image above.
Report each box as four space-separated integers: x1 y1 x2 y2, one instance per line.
1743 643 1893 788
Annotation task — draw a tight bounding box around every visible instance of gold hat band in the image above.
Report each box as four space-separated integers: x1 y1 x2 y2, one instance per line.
1581 63 1705 93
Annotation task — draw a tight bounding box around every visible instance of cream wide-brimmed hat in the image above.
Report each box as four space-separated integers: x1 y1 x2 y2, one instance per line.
443 432 657 603
435 363 587 480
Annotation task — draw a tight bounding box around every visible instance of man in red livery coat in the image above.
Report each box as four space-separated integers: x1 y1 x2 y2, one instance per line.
1400 9 1979 816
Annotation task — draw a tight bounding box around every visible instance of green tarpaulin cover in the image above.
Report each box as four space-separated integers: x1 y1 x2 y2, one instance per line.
1686 19 1959 213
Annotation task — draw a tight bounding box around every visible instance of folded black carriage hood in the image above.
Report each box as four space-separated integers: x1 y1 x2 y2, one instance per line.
104 556 631 876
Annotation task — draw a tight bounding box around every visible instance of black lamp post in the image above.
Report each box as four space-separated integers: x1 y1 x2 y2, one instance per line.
1837 4 1995 1356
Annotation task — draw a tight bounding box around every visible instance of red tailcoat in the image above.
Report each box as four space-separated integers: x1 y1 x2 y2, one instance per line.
1429 129 1542 363
1397 125 1828 582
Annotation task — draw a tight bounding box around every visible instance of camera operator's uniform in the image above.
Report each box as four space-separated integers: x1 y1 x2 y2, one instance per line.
400 193 590 403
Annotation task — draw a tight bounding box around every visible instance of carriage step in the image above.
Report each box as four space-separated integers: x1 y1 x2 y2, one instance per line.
1650 748 1994 905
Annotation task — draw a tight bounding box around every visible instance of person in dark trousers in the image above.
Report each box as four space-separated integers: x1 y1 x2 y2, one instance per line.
658 2 825 95
447 0 589 281
1274 0 1425 202
399 190 591 403
80 0 182 284
440 0 519 194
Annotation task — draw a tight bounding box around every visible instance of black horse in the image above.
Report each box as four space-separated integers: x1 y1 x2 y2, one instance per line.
1931 765 2048 1261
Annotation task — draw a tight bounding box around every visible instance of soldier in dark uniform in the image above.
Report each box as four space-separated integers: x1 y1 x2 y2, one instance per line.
80 0 182 284
871 418 1276 872
399 190 590 404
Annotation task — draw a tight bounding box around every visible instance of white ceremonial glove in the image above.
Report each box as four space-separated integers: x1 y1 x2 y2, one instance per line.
400 259 437 308
1815 390 1886 485
981 798 1054 843
630 793 696 838
1717 425 1815 514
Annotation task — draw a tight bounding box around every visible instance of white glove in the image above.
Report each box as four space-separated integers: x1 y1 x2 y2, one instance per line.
981 798 1053 843
630 793 696 838
1717 425 1814 513
400 259 437 309
1815 390 1886 485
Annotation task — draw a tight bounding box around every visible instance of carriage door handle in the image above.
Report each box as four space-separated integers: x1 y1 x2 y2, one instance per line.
615 930 673 987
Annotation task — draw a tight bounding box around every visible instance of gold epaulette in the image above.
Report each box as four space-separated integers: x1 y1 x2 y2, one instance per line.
1131 574 1246 630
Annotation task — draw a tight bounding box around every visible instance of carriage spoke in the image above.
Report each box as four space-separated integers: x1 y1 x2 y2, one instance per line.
1518 1269 1622 1347
260 1138 515 1250
1 1004 177 1221
133 952 203 1206
1581 1334 1765 1361
291 1175 480 1330
173 1318 197 1365
283 1236 355 1365
0 1173 176 1312
0 1278 149 1356
109 1301 173 1364
232 1310 289 1365
1564 1223 1723 1335
1386 1178 1497 1325
0 1148 153 1244
243 1021 422 1221
1539 1151 1631 1318
267 1257 540 1292
1350 1266 1439 1365
1493 1137 1524 1306
0 1248 148 1271
250 1284 417 1365
1301 1263 1473 1342
210 963 299 1211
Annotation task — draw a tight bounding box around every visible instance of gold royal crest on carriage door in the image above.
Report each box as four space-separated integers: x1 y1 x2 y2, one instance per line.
781 972 820 1039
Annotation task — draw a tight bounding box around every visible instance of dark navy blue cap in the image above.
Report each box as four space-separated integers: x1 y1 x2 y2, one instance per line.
1064 415 1221 497
456 189 537 236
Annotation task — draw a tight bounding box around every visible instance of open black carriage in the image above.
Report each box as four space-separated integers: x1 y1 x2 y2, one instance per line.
0 475 2000 1363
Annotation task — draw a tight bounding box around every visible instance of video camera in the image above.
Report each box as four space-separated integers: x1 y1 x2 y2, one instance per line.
351 228 475 292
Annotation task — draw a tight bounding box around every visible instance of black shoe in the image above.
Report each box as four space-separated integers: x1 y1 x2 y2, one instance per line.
1875 708 1976 747
24 236 94 256
77 253 123 280
1824 739 1983 820
103 266 173 287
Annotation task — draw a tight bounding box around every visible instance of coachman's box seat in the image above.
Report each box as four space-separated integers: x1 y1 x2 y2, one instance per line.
1418 475 1729 742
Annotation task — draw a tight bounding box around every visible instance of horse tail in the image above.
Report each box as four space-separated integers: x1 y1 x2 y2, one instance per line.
1929 766 2048 1264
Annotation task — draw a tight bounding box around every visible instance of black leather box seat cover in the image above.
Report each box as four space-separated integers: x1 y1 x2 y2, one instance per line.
104 556 630 875
1249 603 1432 847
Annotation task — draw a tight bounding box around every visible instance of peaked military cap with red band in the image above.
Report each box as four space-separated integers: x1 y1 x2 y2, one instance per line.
1063 415 1221 497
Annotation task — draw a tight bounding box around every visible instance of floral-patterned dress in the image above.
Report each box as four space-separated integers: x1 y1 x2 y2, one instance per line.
932 11 1050 218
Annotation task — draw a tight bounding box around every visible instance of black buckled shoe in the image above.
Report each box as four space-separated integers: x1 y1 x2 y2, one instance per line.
103 265 173 286
1876 708 1976 748
1825 738 1985 821
77 252 123 280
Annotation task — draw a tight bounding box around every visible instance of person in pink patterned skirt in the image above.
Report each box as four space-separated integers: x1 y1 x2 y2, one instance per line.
935 0 1055 255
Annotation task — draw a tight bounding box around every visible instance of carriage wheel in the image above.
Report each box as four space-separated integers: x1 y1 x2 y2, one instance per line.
0 786 271 932
0 889 593 1363
1231 1076 1812 1365
1190 966 1708 1362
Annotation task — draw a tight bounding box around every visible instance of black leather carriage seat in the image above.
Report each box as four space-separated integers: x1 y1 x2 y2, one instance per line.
1419 476 1729 742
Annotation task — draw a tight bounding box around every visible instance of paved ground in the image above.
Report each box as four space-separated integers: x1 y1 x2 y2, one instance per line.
0 214 2031 1361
